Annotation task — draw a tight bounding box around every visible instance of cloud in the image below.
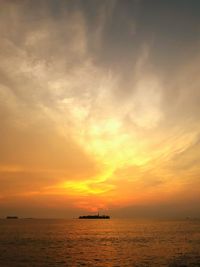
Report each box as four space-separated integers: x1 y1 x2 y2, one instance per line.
0 0 200 216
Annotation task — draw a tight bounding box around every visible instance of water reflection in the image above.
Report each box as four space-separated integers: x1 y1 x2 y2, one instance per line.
0 219 199 266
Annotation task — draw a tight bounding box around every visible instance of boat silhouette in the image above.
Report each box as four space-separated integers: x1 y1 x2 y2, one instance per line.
79 213 110 219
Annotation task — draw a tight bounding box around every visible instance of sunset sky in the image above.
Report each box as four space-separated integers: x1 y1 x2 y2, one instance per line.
0 0 200 218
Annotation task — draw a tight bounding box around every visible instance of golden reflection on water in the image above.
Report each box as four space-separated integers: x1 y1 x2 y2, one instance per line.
0 219 199 266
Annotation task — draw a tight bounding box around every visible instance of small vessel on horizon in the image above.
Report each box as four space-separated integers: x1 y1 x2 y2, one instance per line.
79 212 110 219
6 216 18 219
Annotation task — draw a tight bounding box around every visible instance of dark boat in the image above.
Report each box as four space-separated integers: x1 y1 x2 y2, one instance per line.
79 213 110 219
6 216 18 219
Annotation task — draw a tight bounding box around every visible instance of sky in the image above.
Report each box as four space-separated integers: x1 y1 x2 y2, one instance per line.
0 0 200 218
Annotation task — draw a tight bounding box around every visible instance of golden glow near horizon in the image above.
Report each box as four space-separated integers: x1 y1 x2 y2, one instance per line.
0 1 200 217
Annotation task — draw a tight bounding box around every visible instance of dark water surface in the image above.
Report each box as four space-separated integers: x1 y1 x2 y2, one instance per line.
0 219 199 266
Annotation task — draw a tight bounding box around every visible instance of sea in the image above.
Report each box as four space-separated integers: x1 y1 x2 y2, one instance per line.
0 219 199 267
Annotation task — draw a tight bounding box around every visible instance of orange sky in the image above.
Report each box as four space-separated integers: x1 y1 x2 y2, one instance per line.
0 0 200 218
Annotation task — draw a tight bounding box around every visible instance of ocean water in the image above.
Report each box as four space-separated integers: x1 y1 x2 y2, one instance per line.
0 219 199 267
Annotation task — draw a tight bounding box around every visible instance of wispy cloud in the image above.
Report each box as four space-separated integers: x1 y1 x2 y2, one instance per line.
0 0 200 216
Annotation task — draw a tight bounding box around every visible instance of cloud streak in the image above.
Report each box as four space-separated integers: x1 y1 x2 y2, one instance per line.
0 0 200 217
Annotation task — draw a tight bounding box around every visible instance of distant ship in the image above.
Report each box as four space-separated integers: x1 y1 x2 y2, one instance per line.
79 213 110 219
6 216 18 219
